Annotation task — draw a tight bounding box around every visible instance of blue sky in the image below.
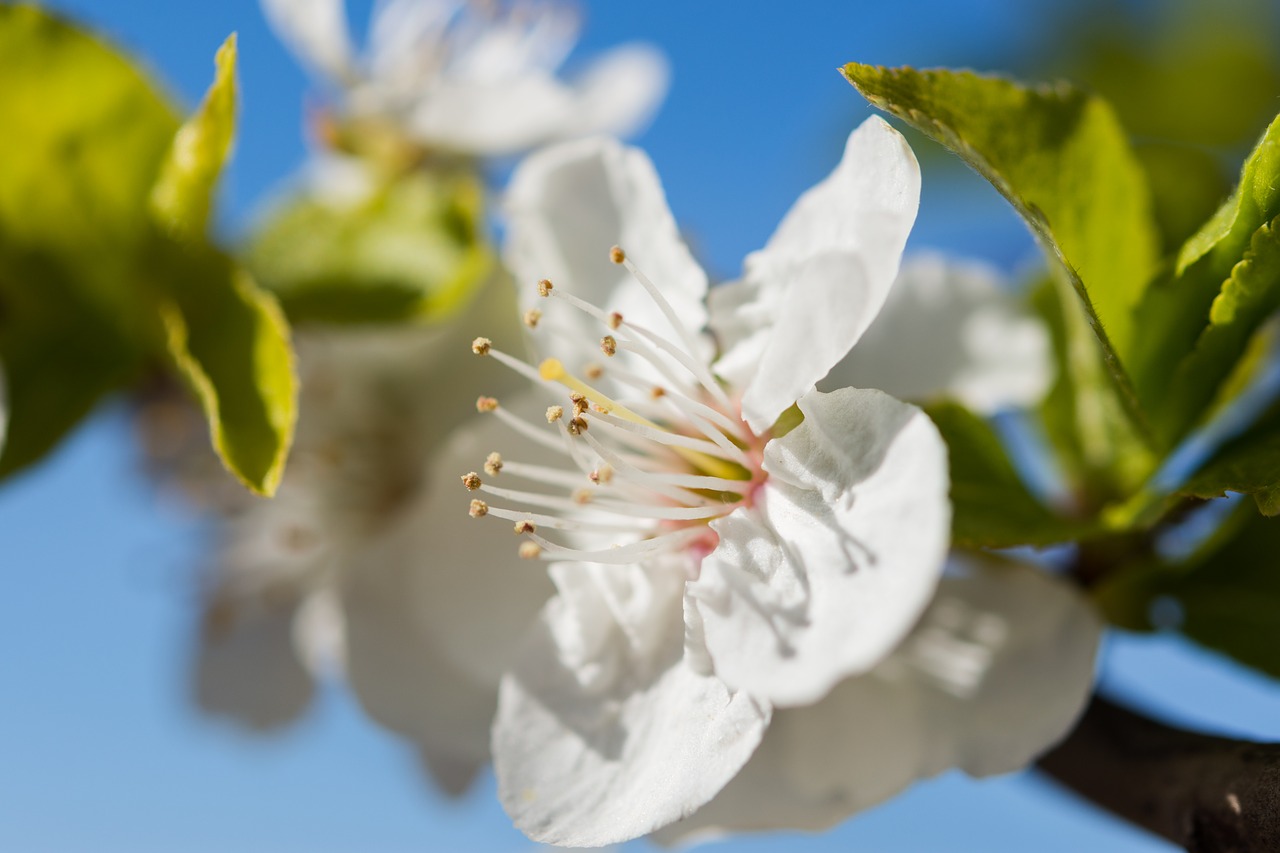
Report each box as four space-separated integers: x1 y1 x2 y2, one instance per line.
4 1 1280 850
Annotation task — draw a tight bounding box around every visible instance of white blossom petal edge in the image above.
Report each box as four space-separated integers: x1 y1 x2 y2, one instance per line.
471 118 949 845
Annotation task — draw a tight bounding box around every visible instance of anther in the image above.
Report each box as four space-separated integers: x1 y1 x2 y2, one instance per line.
609 246 626 264
468 499 489 518
537 279 554 297
514 519 536 535
601 335 617 357
461 472 482 491
518 541 543 559
568 416 589 435
608 311 623 329
546 405 565 423
572 489 594 504
593 465 615 484
570 392 589 416
584 362 604 380
476 396 499 413
471 337 492 356
651 386 666 399
484 452 503 476
522 309 542 328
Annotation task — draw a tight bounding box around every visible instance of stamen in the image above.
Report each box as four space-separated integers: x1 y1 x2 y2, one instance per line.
584 362 604 380
484 452 503 476
546 405 565 423
502 459 597 489
579 428 748 495
526 527 708 564
491 406 567 454
586 409 751 468
611 245 738 414
471 337 492 355
476 396 499 413
514 520 536 535
480 343 557 389
537 278 553 297
608 312 623 330
461 472 482 491
477 483 728 521
518 541 543 559
600 335 617 357
522 309 542 328
468 499 488 518
478 504 648 533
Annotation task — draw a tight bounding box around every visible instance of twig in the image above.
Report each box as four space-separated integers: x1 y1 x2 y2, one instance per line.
1038 695 1280 852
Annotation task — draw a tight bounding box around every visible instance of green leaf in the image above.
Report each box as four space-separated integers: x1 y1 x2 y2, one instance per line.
926 401 1088 548
842 65 1159 378
1128 118 1280 445
1157 218 1280 436
247 169 492 324
1183 432 1280 517
0 4 178 476
149 33 238 239
1177 115 1280 275
162 252 296 496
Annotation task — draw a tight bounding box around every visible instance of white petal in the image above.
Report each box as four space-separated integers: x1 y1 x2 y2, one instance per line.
690 387 950 707
493 559 770 846
261 0 356 85
191 594 315 732
660 560 1100 840
292 586 347 679
503 136 709 371
365 0 457 84
342 564 497 789
821 254 1052 413
403 76 575 156
561 44 670 141
444 0 579 80
711 118 921 432
340 391 557 744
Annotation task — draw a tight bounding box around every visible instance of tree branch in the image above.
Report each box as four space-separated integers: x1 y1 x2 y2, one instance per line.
1038 695 1280 852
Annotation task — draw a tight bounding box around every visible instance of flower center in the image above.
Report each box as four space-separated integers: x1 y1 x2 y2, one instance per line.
462 246 768 573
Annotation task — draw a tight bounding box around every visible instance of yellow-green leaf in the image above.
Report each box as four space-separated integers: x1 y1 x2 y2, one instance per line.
163 254 296 496
150 33 238 240
0 4 178 477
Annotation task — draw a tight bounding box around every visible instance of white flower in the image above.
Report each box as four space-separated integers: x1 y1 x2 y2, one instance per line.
655 556 1101 841
461 118 952 845
262 0 669 157
822 253 1053 414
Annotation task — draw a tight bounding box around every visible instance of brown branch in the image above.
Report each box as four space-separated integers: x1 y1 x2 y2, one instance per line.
1038 695 1280 852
